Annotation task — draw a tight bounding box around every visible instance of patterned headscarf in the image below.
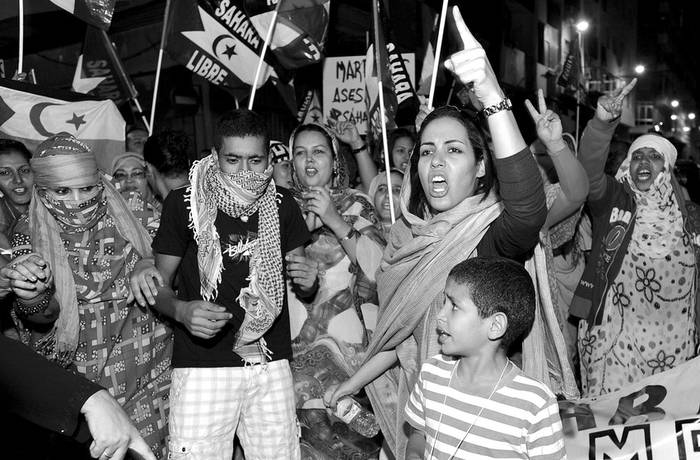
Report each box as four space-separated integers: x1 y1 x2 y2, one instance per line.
269 140 292 165
288 123 350 206
111 151 146 175
187 152 283 358
615 134 683 258
28 133 152 361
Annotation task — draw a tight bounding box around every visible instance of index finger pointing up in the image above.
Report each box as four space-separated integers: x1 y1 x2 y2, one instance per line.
453 6 480 50
617 78 638 101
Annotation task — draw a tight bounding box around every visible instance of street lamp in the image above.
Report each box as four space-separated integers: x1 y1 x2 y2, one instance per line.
576 20 590 32
671 100 680 108
689 113 696 120
634 64 645 75
671 114 678 120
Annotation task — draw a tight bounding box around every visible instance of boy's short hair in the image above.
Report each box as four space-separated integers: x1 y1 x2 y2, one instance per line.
143 129 191 176
214 109 269 152
447 256 535 349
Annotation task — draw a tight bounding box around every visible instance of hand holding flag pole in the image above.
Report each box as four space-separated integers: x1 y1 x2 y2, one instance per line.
248 0 282 111
427 0 449 110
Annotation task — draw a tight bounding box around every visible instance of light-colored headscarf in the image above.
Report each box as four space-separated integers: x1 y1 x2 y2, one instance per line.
615 134 683 258
288 123 351 204
368 168 404 205
187 152 283 360
364 147 503 454
111 151 146 175
27 132 152 363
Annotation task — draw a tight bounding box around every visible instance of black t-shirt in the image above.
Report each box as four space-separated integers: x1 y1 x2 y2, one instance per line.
153 186 310 368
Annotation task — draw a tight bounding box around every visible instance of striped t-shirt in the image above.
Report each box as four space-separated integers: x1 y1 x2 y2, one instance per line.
404 354 566 460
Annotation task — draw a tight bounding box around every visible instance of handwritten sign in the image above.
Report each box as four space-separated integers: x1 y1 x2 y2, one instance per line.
322 53 414 134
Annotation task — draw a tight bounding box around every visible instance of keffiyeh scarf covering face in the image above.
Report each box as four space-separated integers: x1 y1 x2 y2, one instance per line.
615 134 683 258
188 153 283 359
28 132 152 363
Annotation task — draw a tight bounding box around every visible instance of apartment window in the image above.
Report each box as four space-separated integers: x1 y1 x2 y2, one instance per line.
636 102 654 126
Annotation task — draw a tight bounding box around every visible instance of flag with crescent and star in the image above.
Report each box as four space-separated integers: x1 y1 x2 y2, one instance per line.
296 89 323 124
165 0 277 89
0 79 125 172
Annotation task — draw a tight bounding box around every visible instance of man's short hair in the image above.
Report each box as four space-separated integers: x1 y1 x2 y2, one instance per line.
447 256 535 349
143 130 191 177
214 109 269 153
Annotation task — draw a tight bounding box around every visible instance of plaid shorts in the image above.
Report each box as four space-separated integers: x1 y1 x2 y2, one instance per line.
168 360 300 460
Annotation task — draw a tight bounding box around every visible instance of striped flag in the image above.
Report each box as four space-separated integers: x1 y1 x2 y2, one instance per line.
0 79 125 172
49 0 116 30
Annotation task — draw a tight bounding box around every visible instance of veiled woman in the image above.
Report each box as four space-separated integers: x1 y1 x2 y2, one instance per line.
4 133 172 458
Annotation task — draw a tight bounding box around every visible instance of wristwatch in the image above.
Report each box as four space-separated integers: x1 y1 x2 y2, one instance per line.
482 98 513 117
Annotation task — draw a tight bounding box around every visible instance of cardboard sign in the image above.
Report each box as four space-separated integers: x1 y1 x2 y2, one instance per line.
322 53 414 134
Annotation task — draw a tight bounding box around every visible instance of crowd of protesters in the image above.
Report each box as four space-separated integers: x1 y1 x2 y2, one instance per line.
2 7 700 460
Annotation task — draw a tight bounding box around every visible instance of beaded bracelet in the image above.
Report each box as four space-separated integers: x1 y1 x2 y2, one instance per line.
16 286 55 316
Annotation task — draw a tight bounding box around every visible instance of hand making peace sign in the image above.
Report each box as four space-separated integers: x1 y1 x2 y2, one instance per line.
596 78 638 122
525 88 567 153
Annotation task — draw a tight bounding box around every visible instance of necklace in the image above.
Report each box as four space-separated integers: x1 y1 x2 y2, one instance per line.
426 359 511 460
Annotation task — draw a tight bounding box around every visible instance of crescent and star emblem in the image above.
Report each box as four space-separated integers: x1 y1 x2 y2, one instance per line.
212 34 238 60
29 102 60 137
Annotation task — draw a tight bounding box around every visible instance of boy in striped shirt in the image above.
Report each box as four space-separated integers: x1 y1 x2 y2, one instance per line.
404 257 566 459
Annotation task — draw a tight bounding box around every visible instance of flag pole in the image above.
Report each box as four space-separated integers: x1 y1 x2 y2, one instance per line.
98 29 151 134
18 0 24 75
575 28 584 144
372 0 395 224
149 0 172 135
377 80 396 224
427 0 449 110
248 0 283 111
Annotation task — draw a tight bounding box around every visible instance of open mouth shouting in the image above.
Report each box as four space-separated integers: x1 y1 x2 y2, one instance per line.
429 173 448 197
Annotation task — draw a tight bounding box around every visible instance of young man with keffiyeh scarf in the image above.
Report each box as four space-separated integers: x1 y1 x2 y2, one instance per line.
149 109 317 460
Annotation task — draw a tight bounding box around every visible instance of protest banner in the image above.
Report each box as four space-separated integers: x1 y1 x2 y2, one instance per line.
560 356 700 459
322 53 414 134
